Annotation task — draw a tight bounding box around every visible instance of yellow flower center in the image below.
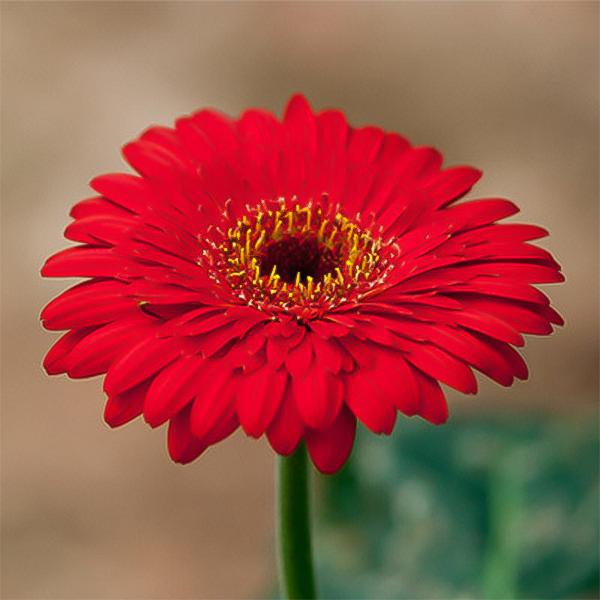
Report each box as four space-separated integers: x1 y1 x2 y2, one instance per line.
205 197 393 317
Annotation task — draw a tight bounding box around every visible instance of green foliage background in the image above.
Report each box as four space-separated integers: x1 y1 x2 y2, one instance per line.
315 416 598 599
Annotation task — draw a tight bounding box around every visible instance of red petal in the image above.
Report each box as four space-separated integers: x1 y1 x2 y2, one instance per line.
486 339 529 380
413 370 449 424
67 316 153 378
236 366 288 437
64 215 135 246
283 94 316 153
425 166 482 207
41 247 126 279
190 109 238 155
203 409 239 446
348 127 384 165
284 336 313 377
314 109 348 201
190 368 237 438
43 328 94 375
167 405 207 464
41 280 136 330
440 308 525 347
443 198 519 227
70 196 129 220
383 319 515 387
122 140 189 182
267 388 305 456
103 334 181 396
90 173 153 214
310 334 343 373
305 407 356 475
385 353 420 416
104 382 148 428
266 335 290 370
395 338 478 394
394 146 443 180
446 280 550 305
456 296 554 335
309 318 349 339
539 305 564 326
144 356 206 427
292 367 343 429
344 369 397 434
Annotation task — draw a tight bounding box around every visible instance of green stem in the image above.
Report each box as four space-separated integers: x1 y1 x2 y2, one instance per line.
276 443 317 599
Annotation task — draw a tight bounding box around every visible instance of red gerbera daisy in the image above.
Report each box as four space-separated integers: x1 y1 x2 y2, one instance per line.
41 95 564 474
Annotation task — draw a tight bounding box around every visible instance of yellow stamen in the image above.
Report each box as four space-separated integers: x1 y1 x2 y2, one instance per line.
255 229 266 250
306 276 314 296
245 229 251 258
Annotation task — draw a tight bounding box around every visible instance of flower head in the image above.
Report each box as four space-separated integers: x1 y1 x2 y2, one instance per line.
41 95 564 473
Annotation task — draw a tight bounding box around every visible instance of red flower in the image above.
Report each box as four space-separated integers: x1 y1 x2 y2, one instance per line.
41 95 563 474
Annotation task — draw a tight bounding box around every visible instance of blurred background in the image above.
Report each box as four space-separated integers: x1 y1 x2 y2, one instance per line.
2 2 598 598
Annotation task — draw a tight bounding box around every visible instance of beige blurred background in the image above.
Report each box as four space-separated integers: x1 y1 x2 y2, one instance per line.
1 2 598 599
